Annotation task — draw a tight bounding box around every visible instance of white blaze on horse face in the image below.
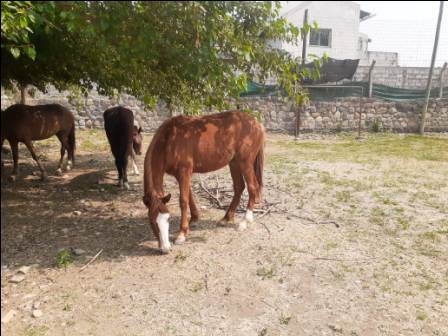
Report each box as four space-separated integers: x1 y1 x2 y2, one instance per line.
157 212 171 252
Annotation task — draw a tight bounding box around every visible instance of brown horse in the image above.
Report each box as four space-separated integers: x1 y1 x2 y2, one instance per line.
143 110 265 253
1 104 76 181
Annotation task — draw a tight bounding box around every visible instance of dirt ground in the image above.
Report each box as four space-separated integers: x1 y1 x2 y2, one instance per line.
1 130 447 336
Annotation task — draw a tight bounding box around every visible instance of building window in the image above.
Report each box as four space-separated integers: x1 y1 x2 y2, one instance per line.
310 28 332 47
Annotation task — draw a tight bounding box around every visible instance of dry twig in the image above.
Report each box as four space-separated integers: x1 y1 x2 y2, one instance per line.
79 249 103 272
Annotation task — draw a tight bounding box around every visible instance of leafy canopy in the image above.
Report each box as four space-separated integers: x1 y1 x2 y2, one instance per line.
1 1 322 113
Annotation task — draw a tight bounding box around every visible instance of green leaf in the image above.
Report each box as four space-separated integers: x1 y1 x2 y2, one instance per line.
10 47 20 58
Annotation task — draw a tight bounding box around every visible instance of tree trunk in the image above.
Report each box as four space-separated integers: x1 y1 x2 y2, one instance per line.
20 85 27 104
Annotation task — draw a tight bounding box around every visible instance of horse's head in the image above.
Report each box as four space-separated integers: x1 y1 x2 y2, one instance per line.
143 193 172 253
132 126 143 155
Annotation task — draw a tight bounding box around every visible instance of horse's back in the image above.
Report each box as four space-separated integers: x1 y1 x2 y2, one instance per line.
2 104 74 141
155 111 265 173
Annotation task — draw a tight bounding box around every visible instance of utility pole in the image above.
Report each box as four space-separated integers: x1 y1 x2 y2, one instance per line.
420 1 444 134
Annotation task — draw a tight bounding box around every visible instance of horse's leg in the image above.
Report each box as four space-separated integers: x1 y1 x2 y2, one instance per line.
10 140 19 177
189 188 199 223
1 137 5 173
175 169 192 244
56 133 67 175
24 140 47 181
115 157 123 188
220 160 245 225
130 149 139 176
238 163 259 231
122 154 129 190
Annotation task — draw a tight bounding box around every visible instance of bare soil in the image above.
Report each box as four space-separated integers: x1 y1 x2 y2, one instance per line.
1 130 447 336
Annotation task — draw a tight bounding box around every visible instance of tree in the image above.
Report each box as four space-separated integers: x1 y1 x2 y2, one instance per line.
1 1 321 113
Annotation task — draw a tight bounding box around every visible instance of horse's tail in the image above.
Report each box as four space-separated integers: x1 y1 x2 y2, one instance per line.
68 122 76 165
254 140 264 202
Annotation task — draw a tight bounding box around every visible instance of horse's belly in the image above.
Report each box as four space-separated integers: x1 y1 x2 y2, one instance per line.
193 148 234 173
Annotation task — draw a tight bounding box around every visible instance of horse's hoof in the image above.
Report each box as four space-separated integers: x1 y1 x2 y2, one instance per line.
237 220 248 231
160 248 171 255
218 218 234 227
175 235 186 245
41 173 48 182
123 182 130 190
55 168 63 176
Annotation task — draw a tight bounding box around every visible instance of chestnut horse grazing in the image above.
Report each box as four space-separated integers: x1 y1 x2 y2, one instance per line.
143 111 265 253
103 106 143 190
1 104 76 181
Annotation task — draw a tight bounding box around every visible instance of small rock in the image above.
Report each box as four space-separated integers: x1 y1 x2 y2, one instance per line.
73 211 82 216
328 324 343 333
23 294 36 300
72 248 86 256
18 266 31 274
33 302 41 309
32 310 43 318
9 274 25 284
1 309 17 324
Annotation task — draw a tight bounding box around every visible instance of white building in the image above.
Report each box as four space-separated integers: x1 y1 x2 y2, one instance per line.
274 1 398 66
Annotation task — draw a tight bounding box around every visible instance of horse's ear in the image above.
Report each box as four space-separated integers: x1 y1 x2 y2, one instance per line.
161 193 171 204
138 126 142 133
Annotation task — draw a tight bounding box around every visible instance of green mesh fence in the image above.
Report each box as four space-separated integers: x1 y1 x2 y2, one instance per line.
240 81 447 102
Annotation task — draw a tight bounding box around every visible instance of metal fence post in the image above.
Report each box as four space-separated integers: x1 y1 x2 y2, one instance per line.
439 62 447 98
368 60 376 98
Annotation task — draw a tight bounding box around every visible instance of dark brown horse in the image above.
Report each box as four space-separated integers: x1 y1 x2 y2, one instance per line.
1 104 76 181
143 110 265 253
103 106 143 190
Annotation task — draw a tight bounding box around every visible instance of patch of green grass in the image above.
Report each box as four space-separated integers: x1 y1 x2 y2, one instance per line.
335 190 351 203
25 326 49 336
273 134 448 163
279 314 291 325
55 249 74 269
397 216 411 230
416 309 428 321
174 252 187 263
63 303 73 311
256 267 276 280
419 231 442 243
369 207 387 226
325 241 338 251
189 282 204 293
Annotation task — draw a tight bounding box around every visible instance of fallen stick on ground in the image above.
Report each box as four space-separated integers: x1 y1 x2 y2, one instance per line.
288 213 340 228
199 178 223 208
79 249 103 272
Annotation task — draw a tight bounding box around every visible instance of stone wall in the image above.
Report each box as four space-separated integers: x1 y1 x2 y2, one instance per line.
235 96 448 133
352 66 448 89
2 86 447 133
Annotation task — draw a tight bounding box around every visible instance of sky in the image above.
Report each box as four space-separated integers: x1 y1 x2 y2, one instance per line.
280 1 448 67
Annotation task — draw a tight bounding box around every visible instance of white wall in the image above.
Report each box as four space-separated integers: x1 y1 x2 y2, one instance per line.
279 1 364 60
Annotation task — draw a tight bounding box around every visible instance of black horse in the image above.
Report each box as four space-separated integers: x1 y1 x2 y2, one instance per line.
103 106 143 190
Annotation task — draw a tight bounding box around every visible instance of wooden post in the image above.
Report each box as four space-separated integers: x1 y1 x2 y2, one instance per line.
368 60 376 98
420 1 444 134
439 62 447 98
295 9 309 139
